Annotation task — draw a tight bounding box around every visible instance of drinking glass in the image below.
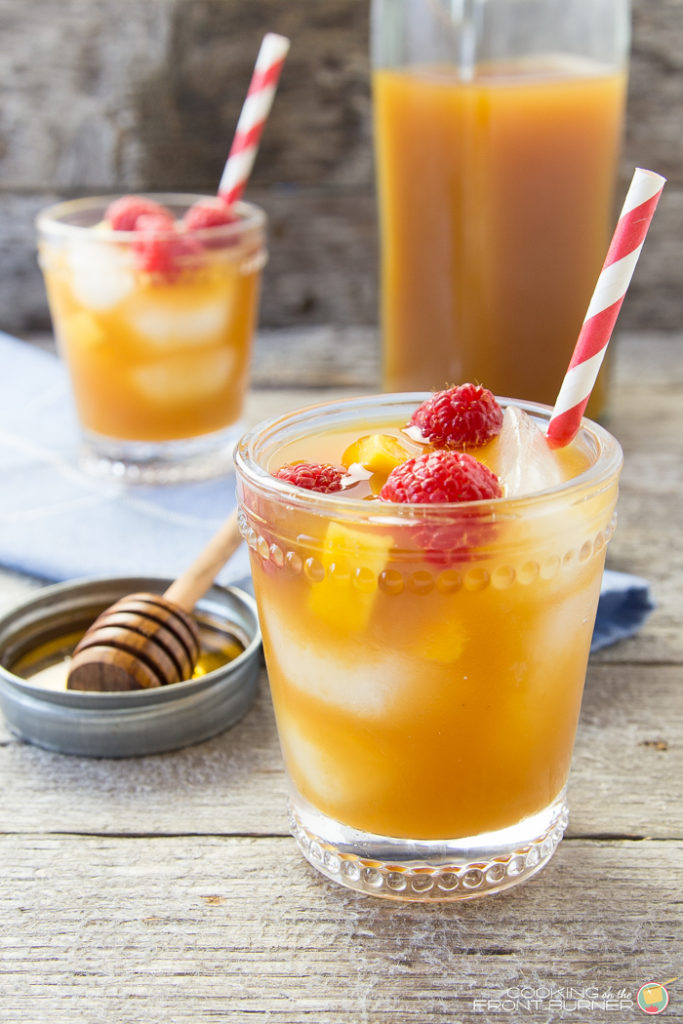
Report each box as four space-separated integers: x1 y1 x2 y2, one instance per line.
235 393 622 900
37 195 267 482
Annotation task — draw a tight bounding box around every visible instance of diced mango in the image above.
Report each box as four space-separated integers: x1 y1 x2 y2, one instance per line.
408 621 465 664
64 310 108 351
342 433 411 477
308 521 394 632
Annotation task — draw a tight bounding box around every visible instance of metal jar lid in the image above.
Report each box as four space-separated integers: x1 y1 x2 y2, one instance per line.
0 575 261 757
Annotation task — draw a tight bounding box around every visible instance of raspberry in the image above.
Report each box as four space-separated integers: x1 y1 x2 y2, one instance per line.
105 196 175 232
183 198 237 232
410 383 503 448
133 214 202 276
379 450 501 504
135 213 177 235
380 450 502 565
274 462 345 494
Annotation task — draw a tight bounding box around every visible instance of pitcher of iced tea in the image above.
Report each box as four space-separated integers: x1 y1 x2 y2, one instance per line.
372 0 630 416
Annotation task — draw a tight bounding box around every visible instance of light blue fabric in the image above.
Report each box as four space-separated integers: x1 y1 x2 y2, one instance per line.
0 332 655 650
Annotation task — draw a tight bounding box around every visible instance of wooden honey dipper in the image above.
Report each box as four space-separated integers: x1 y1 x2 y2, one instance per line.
67 510 242 692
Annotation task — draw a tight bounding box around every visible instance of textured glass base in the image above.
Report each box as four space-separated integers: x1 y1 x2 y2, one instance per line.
290 790 569 901
79 423 242 484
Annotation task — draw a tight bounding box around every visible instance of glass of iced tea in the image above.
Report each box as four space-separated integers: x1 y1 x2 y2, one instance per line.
37 194 266 482
235 388 622 900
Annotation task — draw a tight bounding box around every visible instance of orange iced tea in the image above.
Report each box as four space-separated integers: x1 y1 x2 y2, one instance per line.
374 61 626 413
38 195 266 480
235 392 622 899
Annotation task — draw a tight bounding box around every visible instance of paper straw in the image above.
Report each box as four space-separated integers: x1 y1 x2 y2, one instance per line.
218 32 290 206
546 167 666 449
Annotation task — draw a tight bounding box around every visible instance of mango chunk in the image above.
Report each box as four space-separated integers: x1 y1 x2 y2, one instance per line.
342 433 411 478
307 521 394 632
408 622 465 665
64 310 108 351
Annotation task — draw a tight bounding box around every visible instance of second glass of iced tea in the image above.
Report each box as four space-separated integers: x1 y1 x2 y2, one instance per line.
38 194 267 482
235 393 622 900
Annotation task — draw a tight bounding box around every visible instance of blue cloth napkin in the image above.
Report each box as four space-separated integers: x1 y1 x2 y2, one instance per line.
0 331 654 650
592 568 655 651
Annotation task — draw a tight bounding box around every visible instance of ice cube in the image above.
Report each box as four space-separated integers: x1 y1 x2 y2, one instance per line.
489 407 565 497
527 587 600 669
128 296 232 348
260 602 412 717
276 708 387 813
276 711 357 808
66 239 135 310
132 349 235 404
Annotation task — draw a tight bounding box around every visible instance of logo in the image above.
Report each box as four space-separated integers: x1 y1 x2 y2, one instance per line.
637 983 670 1015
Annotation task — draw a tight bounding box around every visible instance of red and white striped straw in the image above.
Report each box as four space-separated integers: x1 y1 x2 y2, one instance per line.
546 167 666 449
218 32 290 207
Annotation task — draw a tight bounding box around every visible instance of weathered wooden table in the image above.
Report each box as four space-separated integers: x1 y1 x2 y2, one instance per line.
1 330 681 1023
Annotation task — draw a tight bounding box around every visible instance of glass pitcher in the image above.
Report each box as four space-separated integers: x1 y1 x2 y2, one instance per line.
372 0 630 415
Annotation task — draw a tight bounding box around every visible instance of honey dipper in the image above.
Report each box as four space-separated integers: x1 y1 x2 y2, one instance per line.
67 510 242 692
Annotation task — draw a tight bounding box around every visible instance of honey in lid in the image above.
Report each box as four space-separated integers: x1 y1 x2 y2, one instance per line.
0 576 261 757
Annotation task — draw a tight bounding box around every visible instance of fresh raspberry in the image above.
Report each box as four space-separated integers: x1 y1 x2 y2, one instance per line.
274 462 345 494
105 196 175 232
410 383 503 448
133 214 202 276
379 450 501 504
380 450 502 565
183 198 237 232
135 213 178 235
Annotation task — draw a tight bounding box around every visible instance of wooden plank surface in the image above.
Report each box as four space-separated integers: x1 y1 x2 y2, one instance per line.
0 834 679 1024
